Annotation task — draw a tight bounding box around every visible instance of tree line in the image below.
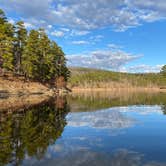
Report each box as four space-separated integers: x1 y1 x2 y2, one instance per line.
0 9 70 83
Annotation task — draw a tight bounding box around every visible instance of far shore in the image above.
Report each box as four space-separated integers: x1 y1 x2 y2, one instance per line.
71 87 166 93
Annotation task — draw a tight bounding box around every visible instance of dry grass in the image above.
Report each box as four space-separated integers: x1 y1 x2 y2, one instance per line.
0 73 53 95
72 87 166 93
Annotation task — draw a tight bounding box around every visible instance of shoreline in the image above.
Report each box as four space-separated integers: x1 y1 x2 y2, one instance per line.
71 87 166 93
0 74 54 97
0 73 166 97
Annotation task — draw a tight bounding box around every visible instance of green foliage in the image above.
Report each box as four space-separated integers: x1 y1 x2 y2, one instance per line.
69 67 166 88
55 46 70 81
160 65 166 76
22 29 70 82
0 9 69 84
0 9 14 71
22 30 40 78
0 97 69 165
14 21 27 73
0 9 7 23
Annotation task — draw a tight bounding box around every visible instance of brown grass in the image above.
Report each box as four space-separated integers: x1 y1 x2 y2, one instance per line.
72 87 166 93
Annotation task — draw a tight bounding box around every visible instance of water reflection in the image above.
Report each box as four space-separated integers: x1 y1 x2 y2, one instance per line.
161 105 166 115
46 105 166 166
0 96 69 166
67 109 136 129
69 91 166 113
35 149 166 166
0 92 166 165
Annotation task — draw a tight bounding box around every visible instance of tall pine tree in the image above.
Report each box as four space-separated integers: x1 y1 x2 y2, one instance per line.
0 9 14 72
22 30 40 79
55 45 70 81
14 21 27 74
37 28 51 81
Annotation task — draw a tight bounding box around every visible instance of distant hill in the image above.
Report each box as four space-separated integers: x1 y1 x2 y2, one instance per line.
68 67 166 89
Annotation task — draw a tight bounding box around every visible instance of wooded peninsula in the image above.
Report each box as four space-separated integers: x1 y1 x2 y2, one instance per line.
0 9 70 95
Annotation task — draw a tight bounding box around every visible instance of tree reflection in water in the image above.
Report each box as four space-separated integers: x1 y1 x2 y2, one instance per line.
162 105 166 115
0 96 69 166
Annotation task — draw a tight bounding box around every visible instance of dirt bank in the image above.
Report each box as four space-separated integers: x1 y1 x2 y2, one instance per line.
0 74 54 96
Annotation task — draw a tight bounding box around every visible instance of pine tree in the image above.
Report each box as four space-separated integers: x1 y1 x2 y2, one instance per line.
161 65 166 76
37 28 51 81
22 30 40 79
55 45 70 81
0 9 70 85
0 9 7 24
48 41 70 83
48 41 60 79
0 9 14 72
14 21 27 74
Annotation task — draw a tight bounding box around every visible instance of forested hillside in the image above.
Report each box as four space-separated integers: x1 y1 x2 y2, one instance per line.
69 67 166 89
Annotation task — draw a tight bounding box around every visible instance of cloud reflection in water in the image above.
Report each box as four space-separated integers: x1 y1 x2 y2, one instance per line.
67 108 136 129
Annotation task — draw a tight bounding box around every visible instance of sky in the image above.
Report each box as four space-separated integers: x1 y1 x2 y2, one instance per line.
0 0 166 73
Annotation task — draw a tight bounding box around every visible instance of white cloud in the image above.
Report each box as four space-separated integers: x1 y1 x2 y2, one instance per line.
119 106 163 115
1 0 166 31
127 64 164 73
67 49 142 70
67 109 136 129
24 22 34 28
70 35 104 45
50 29 90 38
71 40 89 45
47 25 52 29
90 35 104 42
108 43 123 50
8 18 15 24
71 30 90 36
50 30 65 37
60 28 70 32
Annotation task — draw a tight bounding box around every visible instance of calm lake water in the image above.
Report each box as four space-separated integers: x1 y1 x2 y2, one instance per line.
1 92 166 166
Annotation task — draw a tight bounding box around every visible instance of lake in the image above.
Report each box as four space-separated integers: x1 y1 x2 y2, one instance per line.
1 92 166 166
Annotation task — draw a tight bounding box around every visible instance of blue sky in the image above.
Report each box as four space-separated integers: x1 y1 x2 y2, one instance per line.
0 0 165 73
